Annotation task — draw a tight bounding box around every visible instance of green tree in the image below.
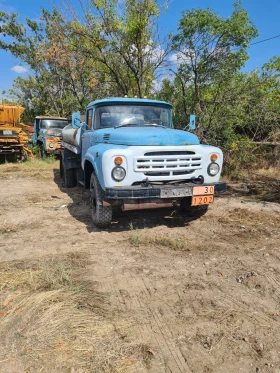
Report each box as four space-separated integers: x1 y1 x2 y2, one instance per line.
64 0 171 97
0 0 170 115
170 2 258 140
0 9 106 117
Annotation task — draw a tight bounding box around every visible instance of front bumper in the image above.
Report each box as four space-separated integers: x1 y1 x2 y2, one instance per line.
0 142 25 155
46 148 61 155
41 136 63 154
105 181 226 200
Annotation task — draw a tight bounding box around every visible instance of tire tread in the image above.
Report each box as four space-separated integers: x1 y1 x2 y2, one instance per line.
90 173 112 228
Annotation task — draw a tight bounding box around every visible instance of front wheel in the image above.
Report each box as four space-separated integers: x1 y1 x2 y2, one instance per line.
90 173 112 228
180 197 209 219
39 144 47 159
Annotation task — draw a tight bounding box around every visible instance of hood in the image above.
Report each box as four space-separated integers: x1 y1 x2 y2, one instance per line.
94 127 199 146
39 128 62 137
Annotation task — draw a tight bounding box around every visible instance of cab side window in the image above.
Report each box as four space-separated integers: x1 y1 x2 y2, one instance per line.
86 108 93 129
36 119 40 133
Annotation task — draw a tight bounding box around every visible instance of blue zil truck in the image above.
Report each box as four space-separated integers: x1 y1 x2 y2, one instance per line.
60 98 226 227
32 116 68 157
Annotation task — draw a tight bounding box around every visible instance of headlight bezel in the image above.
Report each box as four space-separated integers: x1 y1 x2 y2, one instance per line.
111 166 126 181
207 162 220 176
49 142 54 148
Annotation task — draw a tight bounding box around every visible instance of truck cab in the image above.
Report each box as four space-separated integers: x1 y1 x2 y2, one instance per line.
33 116 68 156
0 105 30 161
60 98 226 227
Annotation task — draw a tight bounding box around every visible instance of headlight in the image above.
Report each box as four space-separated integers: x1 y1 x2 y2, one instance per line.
207 162 220 176
112 166 126 181
49 142 54 148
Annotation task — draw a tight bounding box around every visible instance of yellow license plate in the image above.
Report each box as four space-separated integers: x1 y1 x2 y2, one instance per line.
192 195 214 206
193 186 215 195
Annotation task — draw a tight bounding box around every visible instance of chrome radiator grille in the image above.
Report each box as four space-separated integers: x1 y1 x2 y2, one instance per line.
134 151 202 177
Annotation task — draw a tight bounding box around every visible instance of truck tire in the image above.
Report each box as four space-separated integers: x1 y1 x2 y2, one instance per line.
61 154 75 188
180 197 208 219
59 154 64 178
39 144 47 159
63 168 76 188
90 172 112 228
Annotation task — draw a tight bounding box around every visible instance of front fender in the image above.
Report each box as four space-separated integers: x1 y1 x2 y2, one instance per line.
37 136 47 150
83 144 128 190
32 133 37 145
83 145 106 190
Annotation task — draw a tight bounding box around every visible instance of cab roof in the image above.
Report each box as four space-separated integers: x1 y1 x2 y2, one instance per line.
87 97 172 109
35 116 67 120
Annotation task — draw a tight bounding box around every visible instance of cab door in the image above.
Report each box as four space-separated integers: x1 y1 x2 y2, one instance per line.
81 107 94 160
32 118 40 143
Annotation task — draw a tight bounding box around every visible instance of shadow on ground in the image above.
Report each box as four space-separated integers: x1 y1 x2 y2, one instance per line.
53 169 199 233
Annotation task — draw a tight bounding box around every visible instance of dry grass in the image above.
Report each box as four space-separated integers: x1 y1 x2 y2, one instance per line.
0 158 58 171
0 220 43 235
225 166 280 203
0 252 88 292
220 207 280 227
128 207 280 252
129 226 187 251
252 166 280 180
223 166 280 183
0 223 18 234
0 252 150 372
0 158 59 180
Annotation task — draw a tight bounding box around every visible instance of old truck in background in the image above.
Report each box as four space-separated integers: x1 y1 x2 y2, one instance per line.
0 104 32 161
32 116 68 157
60 98 226 228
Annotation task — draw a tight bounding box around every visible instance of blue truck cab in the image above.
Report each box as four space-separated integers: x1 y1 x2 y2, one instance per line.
60 98 226 227
32 116 68 156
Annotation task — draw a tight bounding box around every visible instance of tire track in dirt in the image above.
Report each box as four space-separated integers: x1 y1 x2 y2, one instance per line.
2 167 280 373
111 270 167 373
108 267 191 373
135 275 191 373
108 271 147 373
140 276 193 372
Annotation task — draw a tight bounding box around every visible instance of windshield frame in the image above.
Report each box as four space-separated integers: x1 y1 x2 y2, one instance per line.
40 119 68 130
94 105 173 129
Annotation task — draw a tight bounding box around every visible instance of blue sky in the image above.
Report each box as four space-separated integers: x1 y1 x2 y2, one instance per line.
1 0 280 97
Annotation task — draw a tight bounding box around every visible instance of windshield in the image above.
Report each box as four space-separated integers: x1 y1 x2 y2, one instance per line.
95 105 172 128
40 119 68 129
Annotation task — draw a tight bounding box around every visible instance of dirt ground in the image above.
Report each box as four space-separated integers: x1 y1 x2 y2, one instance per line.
0 160 280 373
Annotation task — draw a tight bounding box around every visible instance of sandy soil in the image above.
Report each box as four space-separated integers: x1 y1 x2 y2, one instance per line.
0 161 280 373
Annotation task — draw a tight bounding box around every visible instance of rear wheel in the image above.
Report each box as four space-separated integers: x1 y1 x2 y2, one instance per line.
63 168 75 188
61 151 76 188
90 173 112 228
59 154 64 178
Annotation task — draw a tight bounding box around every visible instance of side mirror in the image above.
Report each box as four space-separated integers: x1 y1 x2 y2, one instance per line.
72 111 81 129
183 114 196 131
189 115 196 130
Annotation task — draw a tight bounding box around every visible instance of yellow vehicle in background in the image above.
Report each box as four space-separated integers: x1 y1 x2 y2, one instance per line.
0 104 32 161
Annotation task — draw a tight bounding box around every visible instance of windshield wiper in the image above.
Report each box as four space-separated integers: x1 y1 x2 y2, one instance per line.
115 123 141 129
115 123 166 129
144 123 166 128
